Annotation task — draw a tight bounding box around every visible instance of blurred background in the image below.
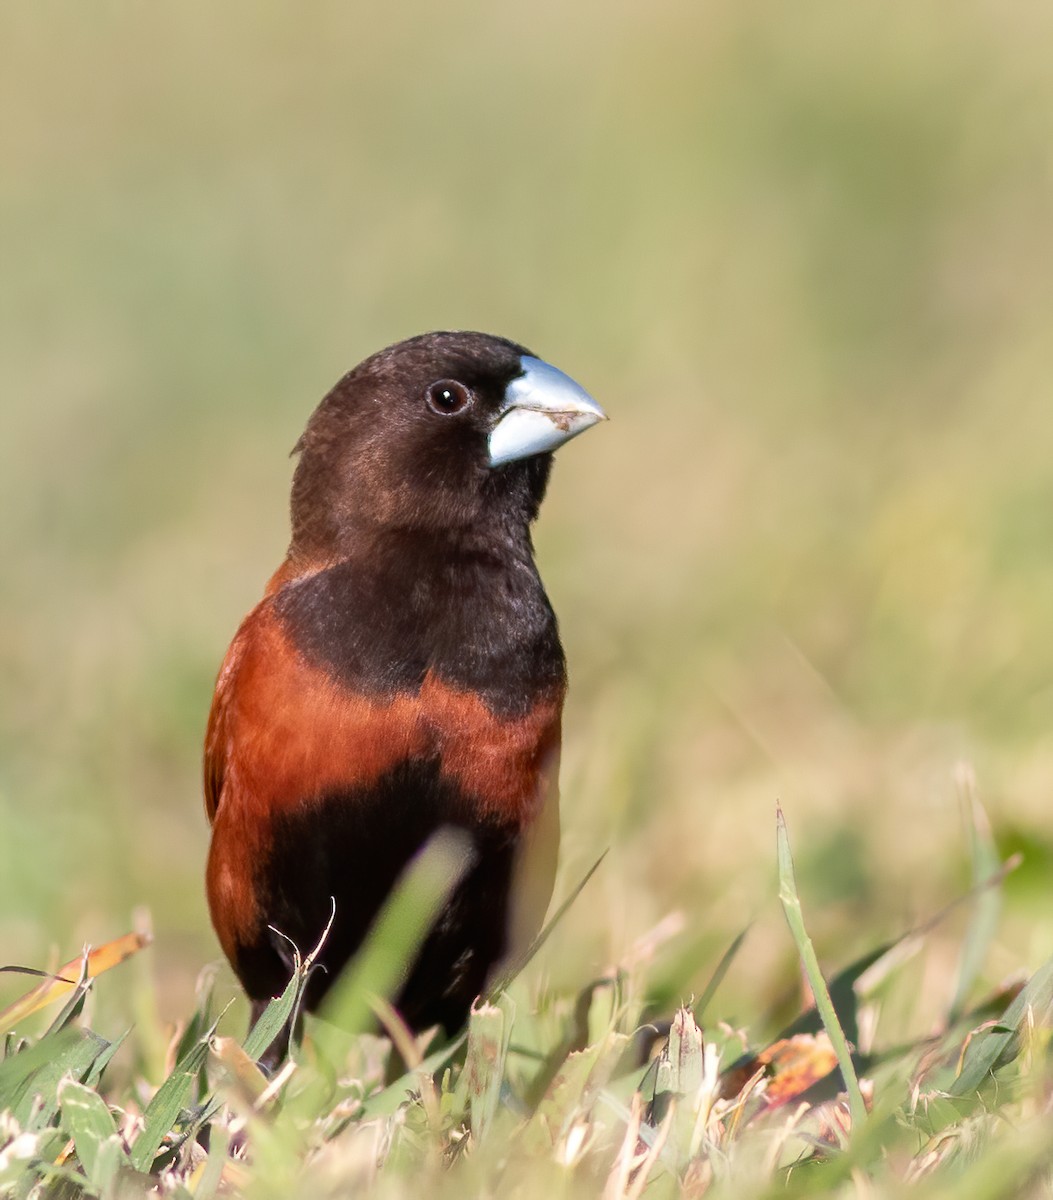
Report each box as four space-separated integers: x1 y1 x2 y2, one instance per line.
3 1 1053 1040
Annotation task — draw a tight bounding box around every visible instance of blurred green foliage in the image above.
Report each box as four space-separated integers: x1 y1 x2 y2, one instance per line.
2 0 1053 1036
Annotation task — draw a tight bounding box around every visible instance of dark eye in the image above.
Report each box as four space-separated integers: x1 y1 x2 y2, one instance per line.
426 379 472 415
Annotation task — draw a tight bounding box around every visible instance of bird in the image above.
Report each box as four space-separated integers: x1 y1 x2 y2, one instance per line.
203 331 606 1055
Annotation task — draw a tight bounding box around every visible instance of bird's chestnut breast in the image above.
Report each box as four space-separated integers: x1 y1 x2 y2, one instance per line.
210 602 562 821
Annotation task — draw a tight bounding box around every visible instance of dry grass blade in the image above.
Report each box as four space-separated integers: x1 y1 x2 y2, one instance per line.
604 1091 672 1200
0 933 151 1034
210 1037 271 1106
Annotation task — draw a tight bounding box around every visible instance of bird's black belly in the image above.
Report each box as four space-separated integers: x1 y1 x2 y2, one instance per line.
234 756 517 1034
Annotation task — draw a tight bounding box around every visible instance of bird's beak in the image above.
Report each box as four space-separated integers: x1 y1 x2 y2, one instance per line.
488 356 607 467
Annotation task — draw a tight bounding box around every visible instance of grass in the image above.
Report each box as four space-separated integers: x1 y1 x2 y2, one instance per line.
5 0 1053 1194
3 804 1053 1198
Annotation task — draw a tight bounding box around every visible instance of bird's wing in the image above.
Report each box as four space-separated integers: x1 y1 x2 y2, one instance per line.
203 626 245 823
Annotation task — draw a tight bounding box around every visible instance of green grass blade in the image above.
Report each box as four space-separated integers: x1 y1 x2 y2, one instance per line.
694 923 751 1023
0 1028 110 1129
129 1021 216 1171
776 803 868 1131
194 1122 232 1200
57 1078 129 1184
82 1028 129 1090
90 1135 130 1197
948 775 1002 1023
316 829 474 1044
360 1032 468 1119
273 830 474 1124
242 963 304 1062
647 1005 704 1127
43 955 92 1036
488 848 608 998
949 955 1053 1097
464 995 515 1141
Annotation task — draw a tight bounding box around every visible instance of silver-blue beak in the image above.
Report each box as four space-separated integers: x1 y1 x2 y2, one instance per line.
488 356 607 467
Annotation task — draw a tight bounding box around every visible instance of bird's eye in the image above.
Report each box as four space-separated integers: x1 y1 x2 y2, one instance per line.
426 379 472 415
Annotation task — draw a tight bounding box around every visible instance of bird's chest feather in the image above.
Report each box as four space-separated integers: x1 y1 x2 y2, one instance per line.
216 552 565 830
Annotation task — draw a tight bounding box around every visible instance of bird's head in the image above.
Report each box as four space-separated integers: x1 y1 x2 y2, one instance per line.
288 331 606 557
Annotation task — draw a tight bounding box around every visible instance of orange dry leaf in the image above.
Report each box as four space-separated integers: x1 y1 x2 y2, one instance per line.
0 931 151 1032
721 1032 839 1111
758 1033 839 1108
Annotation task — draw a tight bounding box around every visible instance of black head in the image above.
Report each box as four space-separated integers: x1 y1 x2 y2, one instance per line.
288 331 604 559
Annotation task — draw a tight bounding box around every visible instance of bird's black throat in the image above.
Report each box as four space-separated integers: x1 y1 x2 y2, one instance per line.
273 524 566 718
